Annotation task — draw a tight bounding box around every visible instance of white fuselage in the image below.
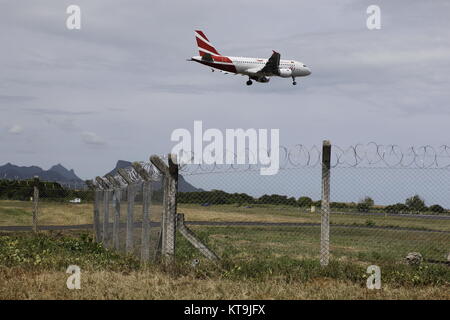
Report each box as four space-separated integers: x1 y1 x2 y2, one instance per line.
230 56 311 78
191 55 311 78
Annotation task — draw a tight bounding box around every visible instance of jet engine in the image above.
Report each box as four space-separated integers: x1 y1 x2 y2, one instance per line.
278 68 292 78
250 75 270 83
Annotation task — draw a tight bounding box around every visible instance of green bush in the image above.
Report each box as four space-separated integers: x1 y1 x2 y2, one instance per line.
429 204 445 213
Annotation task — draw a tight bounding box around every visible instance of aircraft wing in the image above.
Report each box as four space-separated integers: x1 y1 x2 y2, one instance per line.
259 51 281 76
246 67 264 75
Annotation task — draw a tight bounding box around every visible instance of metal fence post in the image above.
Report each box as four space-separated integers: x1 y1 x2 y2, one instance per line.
320 140 331 266
32 176 39 233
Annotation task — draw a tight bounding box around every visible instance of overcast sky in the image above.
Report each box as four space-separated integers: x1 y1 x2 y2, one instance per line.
1 0 450 179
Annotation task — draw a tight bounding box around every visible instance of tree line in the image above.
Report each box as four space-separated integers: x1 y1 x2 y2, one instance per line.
178 190 447 214
0 179 93 202
1 179 447 214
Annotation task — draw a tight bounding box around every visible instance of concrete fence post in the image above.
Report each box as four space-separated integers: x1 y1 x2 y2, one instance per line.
32 176 39 233
93 189 102 242
320 140 331 266
106 175 122 251
95 177 109 244
141 180 151 261
125 184 135 254
166 154 178 260
177 213 219 261
95 177 111 247
132 162 152 262
102 190 110 246
117 168 135 254
150 154 178 263
87 179 102 243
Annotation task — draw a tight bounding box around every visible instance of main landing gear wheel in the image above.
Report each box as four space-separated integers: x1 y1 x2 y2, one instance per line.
246 80 253 86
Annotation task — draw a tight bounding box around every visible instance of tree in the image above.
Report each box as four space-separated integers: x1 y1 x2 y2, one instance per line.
385 203 409 214
298 196 313 208
405 195 426 213
429 204 445 214
357 196 374 212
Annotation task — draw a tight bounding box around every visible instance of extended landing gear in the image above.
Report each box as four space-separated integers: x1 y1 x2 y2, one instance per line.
292 77 297 85
246 79 253 86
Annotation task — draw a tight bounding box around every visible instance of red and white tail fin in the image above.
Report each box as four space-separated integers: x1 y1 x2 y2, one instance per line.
195 30 221 57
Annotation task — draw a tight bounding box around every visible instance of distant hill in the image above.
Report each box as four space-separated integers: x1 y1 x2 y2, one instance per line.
106 160 202 192
0 160 201 192
0 163 84 183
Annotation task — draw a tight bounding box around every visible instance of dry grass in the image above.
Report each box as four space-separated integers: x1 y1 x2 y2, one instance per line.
0 231 448 300
1 201 449 233
179 204 450 232
0 200 93 226
0 267 448 300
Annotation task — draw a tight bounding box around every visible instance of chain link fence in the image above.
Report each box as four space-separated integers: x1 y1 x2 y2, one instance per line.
0 179 93 228
1 143 449 266
95 180 163 260
177 143 450 265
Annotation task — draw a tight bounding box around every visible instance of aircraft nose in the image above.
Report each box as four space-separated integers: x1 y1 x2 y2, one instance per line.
305 67 311 75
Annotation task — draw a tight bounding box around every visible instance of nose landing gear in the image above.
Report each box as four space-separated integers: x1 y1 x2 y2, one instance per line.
292 76 297 85
246 79 253 86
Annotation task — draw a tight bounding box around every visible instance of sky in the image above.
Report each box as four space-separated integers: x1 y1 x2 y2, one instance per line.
1 0 450 180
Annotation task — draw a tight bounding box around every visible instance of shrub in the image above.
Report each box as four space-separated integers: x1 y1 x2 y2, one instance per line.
385 203 409 214
405 195 427 213
357 196 374 212
297 196 313 207
429 204 445 213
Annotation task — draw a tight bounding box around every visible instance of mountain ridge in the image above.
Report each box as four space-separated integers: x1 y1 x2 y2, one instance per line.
0 161 202 192
0 163 84 183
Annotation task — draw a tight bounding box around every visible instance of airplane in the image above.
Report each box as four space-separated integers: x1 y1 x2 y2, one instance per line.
188 30 311 86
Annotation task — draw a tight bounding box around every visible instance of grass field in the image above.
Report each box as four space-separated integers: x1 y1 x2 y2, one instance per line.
0 231 449 299
0 201 449 299
2 200 449 231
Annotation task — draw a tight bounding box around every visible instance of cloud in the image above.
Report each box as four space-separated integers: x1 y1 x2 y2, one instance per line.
24 107 94 116
1 0 450 179
0 95 35 103
81 131 106 146
8 124 24 135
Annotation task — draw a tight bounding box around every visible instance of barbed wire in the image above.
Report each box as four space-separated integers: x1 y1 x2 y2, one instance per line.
4 143 450 190
332 143 450 169
175 143 450 175
96 161 163 190
88 143 450 186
